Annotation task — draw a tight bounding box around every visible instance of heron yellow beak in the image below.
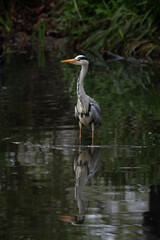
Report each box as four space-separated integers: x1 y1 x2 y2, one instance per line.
61 59 77 63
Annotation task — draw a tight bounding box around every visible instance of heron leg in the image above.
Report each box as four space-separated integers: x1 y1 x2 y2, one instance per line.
79 121 82 145
92 122 94 145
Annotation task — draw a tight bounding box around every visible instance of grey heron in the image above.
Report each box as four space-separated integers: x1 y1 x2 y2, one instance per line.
61 55 102 144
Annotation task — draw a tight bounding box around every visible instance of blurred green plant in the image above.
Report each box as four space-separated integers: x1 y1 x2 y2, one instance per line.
84 3 155 52
38 20 46 44
0 8 12 33
55 0 160 56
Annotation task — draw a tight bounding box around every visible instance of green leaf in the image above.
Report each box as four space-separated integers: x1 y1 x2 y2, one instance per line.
118 27 124 39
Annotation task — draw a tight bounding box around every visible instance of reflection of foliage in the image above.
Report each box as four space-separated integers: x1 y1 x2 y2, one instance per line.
1 53 160 240
62 57 160 146
37 46 45 67
96 146 160 186
0 53 69 142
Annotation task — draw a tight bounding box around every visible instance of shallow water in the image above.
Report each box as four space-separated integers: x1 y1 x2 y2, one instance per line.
0 51 160 240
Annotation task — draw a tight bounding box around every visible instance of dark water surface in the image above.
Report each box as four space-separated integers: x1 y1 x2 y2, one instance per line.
0 51 160 240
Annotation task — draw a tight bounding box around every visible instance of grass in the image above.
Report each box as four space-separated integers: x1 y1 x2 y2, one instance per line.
0 7 12 33
84 5 154 52
0 0 159 57
55 0 160 57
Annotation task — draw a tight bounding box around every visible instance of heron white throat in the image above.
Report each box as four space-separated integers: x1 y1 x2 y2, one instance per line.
61 55 102 144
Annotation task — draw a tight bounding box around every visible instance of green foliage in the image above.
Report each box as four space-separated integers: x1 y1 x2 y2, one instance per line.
57 0 160 55
0 7 12 33
38 20 46 44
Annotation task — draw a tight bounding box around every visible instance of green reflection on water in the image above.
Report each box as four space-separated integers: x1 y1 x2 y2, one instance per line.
0 52 160 240
62 56 160 147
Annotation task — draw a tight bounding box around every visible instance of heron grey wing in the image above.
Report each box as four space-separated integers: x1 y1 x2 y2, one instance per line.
91 105 102 125
89 97 102 125
89 97 101 115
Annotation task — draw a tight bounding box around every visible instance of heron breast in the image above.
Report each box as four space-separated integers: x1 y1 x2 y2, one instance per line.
79 111 92 126
79 117 92 126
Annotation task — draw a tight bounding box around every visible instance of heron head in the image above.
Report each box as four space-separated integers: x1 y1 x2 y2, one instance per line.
61 55 89 66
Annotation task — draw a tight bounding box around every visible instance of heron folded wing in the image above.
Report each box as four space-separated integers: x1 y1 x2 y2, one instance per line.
89 98 102 125
89 97 102 115
75 105 79 120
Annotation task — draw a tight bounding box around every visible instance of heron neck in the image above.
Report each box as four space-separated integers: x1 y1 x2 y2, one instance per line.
77 64 88 97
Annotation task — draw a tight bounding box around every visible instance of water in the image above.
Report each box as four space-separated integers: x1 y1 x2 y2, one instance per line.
0 51 160 240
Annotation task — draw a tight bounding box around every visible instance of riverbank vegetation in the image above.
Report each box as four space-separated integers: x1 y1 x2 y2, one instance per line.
0 0 160 58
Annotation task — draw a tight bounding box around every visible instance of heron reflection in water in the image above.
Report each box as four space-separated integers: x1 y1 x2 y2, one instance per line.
59 147 101 225
61 55 102 144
